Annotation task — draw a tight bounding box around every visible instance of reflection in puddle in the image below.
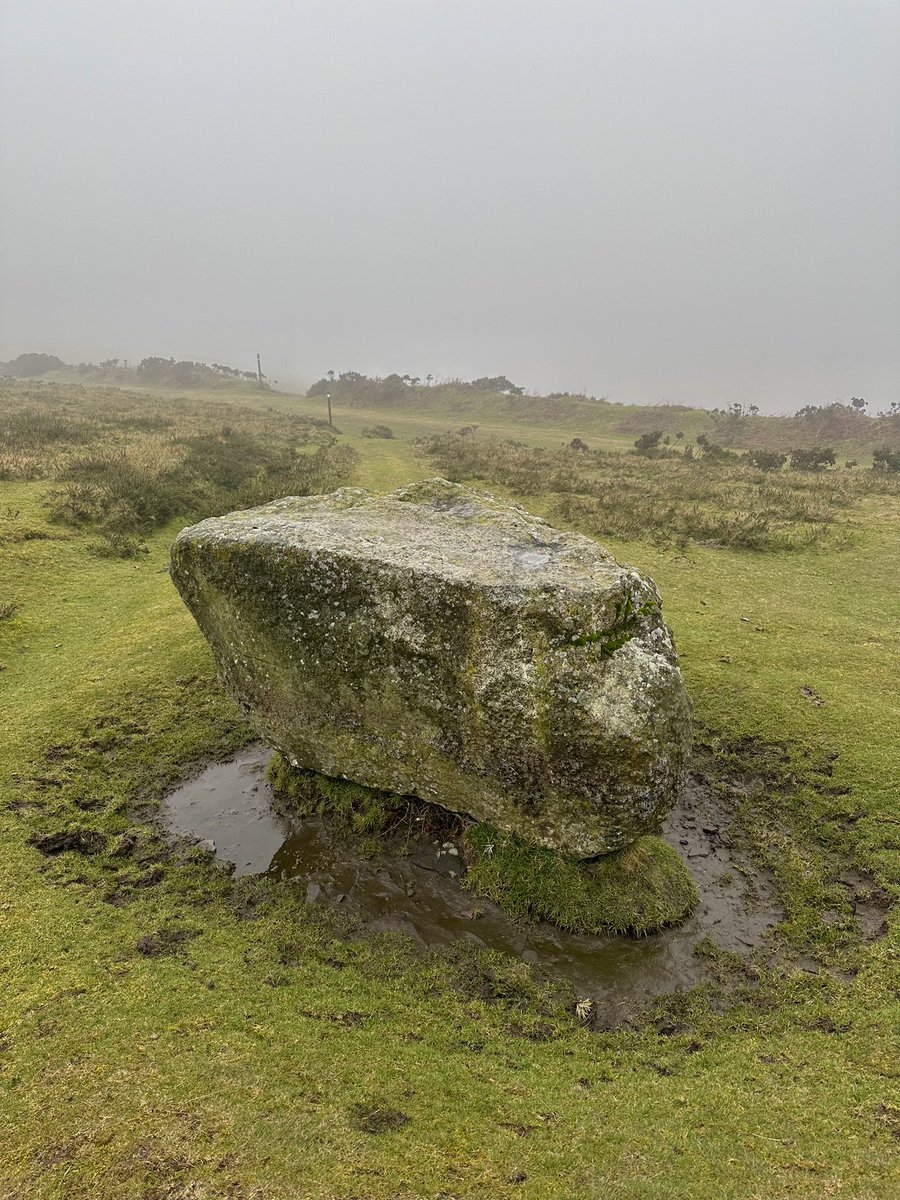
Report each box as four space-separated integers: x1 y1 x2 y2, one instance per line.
162 747 783 1017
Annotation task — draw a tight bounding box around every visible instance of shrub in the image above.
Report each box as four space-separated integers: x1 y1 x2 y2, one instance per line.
872 445 900 472
790 446 836 471
0 352 65 377
633 430 663 455
745 449 787 472
696 434 738 461
360 424 395 439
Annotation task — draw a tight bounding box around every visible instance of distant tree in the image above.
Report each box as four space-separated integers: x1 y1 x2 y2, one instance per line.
569 437 589 452
789 446 836 471
470 375 524 395
675 431 684 441
3 352 65 377
745 449 787 472
634 430 663 455
850 397 867 411
872 445 900 472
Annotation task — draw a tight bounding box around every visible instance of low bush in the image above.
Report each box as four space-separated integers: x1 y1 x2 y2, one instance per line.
633 430 663 455
790 446 836 471
744 449 787 472
873 445 900 472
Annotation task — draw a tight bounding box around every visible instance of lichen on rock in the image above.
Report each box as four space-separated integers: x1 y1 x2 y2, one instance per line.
170 478 692 857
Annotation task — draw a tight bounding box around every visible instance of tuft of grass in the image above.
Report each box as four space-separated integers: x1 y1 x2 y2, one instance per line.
347 1103 411 1134
267 751 464 845
464 827 698 936
267 752 404 837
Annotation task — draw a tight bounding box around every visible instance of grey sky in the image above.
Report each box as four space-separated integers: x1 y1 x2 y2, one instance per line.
1 0 898 410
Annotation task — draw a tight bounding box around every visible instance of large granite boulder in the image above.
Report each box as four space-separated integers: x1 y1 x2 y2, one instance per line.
171 479 691 857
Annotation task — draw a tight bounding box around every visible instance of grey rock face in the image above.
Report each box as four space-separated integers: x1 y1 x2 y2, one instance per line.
171 479 691 857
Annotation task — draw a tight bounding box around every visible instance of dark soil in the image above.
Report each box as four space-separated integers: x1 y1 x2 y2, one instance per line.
29 829 107 857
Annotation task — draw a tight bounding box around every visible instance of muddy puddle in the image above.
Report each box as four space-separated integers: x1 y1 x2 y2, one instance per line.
162 747 783 1019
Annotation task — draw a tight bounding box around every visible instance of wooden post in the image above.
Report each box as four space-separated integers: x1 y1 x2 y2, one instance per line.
256 353 263 387
326 392 333 427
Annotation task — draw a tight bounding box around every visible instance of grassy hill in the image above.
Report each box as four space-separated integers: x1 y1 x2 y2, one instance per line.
1 379 899 1198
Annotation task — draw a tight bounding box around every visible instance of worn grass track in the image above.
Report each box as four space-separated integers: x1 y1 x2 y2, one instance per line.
1 384 899 1198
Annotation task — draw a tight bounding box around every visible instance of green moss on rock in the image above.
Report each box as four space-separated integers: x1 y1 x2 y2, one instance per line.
464 826 698 936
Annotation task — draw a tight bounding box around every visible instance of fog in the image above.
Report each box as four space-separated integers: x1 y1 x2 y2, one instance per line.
1 0 898 410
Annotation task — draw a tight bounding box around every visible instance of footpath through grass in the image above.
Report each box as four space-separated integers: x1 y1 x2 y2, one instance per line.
1 385 899 1198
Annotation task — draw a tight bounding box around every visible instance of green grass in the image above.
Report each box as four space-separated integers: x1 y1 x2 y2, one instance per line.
465 829 698 936
1 382 899 1198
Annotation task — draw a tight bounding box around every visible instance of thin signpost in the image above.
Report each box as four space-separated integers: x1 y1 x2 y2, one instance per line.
326 392 333 427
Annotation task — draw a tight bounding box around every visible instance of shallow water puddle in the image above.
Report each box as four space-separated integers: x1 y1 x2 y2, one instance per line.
162 747 783 1017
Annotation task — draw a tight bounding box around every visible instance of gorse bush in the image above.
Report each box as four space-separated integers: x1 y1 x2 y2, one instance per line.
873 445 900 472
633 430 664 456
789 446 836 471
421 429 900 552
745 448 787 472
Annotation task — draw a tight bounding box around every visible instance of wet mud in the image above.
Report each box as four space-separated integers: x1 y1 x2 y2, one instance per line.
162 747 784 1017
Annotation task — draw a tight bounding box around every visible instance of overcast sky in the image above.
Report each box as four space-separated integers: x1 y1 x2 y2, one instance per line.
1 1 898 410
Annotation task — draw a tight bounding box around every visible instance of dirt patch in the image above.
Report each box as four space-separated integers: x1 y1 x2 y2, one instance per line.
28 828 106 856
136 926 197 958
825 869 893 940
347 1103 411 1134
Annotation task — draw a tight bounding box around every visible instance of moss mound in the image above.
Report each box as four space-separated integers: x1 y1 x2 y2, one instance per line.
464 826 697 936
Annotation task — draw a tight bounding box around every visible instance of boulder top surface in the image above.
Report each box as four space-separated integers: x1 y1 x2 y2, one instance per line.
178 477 618 591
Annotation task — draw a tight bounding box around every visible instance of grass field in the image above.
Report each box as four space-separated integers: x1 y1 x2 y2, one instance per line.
1 380 898 1198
